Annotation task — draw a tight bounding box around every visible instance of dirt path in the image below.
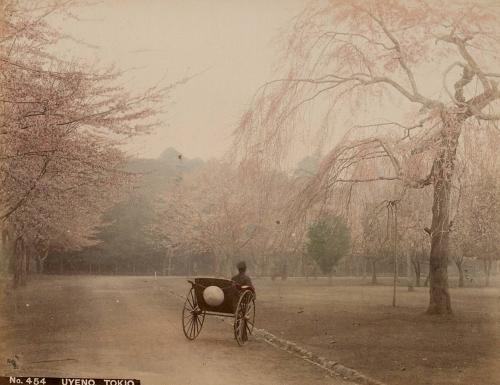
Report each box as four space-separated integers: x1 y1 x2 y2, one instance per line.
0 276 354 385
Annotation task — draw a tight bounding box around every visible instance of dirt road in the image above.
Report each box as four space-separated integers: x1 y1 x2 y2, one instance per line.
0 276 353 385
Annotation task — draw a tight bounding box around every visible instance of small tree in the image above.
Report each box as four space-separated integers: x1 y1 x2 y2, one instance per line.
306 215 351 280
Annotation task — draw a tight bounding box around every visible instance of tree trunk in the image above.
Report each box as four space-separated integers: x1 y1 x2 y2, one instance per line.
484 258 492 287
412 260 421 287
281 261 288 280
36 256 44 274
371 260 377 284
424 272 430 287
36 248 48 274
21 244 27 285
455 258 465 288
407 253 414 292
36 257 41 274
13 237 27 288
427 119 461 315
428 183 452 314
26 251 31 275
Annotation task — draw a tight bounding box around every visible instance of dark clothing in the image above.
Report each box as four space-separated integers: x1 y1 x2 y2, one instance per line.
231 272 253 287
232 272 256 304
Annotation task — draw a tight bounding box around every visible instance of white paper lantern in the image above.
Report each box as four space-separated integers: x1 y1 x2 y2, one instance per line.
203 286 224 306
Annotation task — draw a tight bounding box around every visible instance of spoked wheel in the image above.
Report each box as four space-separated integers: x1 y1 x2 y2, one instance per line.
182 287 205 340
234 290 256 346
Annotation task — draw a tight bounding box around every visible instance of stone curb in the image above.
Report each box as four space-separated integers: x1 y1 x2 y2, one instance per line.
253 328 386 385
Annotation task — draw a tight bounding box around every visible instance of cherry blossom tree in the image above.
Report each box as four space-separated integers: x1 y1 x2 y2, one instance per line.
0 0 180 286
152 159 298 276
236 0 500 314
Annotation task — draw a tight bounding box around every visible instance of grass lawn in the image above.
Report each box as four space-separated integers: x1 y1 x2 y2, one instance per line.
249 276 500 385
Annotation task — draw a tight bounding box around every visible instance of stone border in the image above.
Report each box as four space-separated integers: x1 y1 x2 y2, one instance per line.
165 284 386 385
253 328 386 385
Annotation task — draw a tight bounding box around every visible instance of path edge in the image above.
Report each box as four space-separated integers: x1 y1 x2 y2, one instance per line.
253 328 386 385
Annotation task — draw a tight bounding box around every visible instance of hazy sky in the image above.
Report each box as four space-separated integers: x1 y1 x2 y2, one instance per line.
51 0 306 160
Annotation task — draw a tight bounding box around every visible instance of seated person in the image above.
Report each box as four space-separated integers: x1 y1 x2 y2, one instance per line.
231 261 256 333
232 261 254 289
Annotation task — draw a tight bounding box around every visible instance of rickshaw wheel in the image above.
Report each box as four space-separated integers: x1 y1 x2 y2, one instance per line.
234 289 255 346
182 287 205 340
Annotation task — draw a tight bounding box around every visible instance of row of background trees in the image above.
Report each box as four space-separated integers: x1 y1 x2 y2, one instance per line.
29 140 499 292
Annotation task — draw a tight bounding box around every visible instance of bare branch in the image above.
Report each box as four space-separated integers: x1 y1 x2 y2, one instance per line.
436 34 492 93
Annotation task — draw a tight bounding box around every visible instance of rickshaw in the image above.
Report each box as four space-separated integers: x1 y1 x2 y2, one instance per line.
181 277 256 346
